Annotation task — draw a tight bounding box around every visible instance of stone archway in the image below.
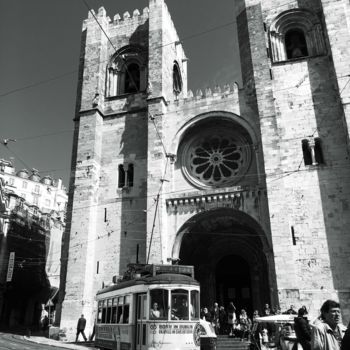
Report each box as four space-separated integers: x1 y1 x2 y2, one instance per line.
172 208 276 315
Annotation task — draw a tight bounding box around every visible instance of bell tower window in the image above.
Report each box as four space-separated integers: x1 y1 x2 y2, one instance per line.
269 9 326 63
106 45 147 98
285 29 308 59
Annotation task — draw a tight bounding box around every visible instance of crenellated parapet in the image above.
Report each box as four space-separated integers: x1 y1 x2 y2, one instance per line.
83 6 150 29
167 82 241 108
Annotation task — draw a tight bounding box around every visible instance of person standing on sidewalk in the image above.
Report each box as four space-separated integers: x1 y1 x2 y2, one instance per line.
75 314 87 342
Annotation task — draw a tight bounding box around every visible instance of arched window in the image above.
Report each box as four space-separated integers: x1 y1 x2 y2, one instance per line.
269 9 326 63
285 29 308 59
302 138 324 166
173 62 182 95
106 46 147 98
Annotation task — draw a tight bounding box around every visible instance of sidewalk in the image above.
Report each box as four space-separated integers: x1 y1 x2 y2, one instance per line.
24 335 97 349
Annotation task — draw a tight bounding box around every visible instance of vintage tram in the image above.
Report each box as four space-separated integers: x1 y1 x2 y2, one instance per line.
95 264 215 350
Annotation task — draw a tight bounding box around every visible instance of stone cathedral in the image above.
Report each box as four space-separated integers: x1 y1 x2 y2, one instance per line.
57 0 350 338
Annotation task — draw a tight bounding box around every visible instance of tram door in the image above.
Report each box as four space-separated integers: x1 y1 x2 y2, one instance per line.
136 294 147 350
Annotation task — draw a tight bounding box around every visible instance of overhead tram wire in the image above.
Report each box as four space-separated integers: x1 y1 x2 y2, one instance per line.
0 0 306 100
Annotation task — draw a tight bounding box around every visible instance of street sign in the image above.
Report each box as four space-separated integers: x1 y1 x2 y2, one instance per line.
6 252 15 282
46 299 54 307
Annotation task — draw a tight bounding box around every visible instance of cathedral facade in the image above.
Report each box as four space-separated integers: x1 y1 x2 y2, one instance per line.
58 0 350 338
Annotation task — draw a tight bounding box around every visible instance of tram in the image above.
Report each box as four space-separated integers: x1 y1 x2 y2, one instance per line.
94 264 215 350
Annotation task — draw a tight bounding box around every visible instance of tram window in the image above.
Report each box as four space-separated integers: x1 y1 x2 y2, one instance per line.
190 290 200 320
107 299 112 323
123 295 130 323
101 300 107 323
150 289 169 320
111 298 117 323
171 289 189 320
117 297 124 323
123 305 130 323
97 301 103 324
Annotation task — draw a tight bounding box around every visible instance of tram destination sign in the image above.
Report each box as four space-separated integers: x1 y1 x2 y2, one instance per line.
154 323 194 334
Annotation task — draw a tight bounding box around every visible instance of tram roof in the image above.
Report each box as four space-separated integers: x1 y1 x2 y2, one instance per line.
97 273 199 295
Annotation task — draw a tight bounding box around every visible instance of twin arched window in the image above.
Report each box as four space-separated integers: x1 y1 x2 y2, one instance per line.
106 46 146 97
269 9 326 63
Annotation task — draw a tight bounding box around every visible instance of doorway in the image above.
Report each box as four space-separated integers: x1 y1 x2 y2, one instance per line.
216 255 252 316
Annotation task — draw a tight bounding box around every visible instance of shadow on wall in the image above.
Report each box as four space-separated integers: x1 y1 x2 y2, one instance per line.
118 93 148 272
305 3 350 321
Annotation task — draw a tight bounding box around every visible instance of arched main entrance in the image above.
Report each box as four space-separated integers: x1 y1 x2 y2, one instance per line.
173 208 275 316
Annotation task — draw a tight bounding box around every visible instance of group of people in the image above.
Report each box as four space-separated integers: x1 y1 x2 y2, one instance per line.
199 299 350 350
200 302 252 340
256 300 350 350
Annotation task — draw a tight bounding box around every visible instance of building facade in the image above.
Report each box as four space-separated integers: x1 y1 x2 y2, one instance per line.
59 0 350 339
0 160 67 327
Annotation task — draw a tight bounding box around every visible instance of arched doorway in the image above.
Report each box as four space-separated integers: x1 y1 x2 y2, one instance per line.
174 208 275 316
216 255 252 316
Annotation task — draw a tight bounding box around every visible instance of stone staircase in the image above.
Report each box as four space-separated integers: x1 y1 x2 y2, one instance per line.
216 335 251 350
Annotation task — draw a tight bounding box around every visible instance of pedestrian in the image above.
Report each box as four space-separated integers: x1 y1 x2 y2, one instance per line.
294 307 311 350
238 309 252 341
311 300 346 350
227 302 236 337
263 303 272 316
211 302 220 335
284 304 297 315
219 306 227 335
76 314 87 342
201 307 212 322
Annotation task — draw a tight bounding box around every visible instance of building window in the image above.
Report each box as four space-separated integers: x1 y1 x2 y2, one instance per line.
302 139 312 166
34 185 40 193
8 178 14 186
314 138 324 164
33 196 39 206
173 62 182 95
106 46 147 97
45 199 51 207
118 165 126 188
269 9 326 63
22 181 28 189
118 164 134 188
127 164 134 187
180 120 253 189
302 138 324 166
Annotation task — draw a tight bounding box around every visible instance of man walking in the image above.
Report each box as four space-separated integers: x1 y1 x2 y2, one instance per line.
312 300 346 350
76 314 87 342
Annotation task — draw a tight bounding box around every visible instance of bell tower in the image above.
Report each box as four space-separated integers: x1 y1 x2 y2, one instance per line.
58 0 188 339
235 0 350 317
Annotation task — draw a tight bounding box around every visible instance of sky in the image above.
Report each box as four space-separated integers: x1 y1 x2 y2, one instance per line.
0 0 241 188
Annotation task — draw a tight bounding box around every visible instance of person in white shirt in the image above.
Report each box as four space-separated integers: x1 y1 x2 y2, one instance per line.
311 300 346 350
150 302 161 319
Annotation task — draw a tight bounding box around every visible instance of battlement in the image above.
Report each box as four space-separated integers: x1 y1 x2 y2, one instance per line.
168 82 240 107
83 6 149 31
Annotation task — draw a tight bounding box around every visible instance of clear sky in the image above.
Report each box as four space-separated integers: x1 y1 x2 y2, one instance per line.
0 0 241 188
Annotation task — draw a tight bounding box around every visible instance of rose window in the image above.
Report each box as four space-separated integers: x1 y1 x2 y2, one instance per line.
181 128 252 188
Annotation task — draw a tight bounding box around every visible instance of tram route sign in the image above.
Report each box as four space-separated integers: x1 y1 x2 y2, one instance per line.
6 252 15 282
